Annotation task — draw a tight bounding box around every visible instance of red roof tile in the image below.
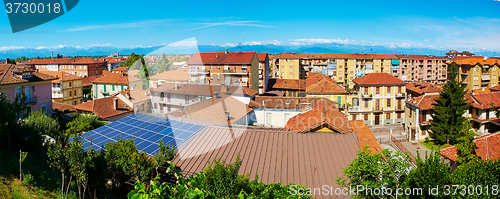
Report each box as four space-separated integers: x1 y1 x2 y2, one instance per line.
73 95 133 119
271 79 306 90
406 81 442 95
284 99 352 134
353 73 406 85
249 96 337 110
350 120 382 154
441 131 500 162
407 94 440 110
119 89 150 103
256 53 268 62
92 73 130 85
305 73 346 94
82 75 100 87
112 67 129 72
39 71 82 83
187 52 256 63
490 84 500 91
52 101 76 112
450 58 500 66
0 64 56 85
467 92 500 109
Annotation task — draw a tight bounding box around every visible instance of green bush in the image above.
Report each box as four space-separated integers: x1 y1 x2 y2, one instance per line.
22 172 34 186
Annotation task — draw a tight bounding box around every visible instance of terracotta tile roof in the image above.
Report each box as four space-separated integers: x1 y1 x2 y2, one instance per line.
39 71 83 83
0 64 56 85
119 89 150 103
256 53 268 62
353 73 406 85
395 54 448 60
450 58 500 66
271 79 306 90
446 50 475 56
167 94 253 124
172 126 360 197
271 53 399 59
305 72 346 94
82 75 100 87
112 67 129 72
467 92 500 109
450 56 487 61
149 70 189 81
52 101 76 112
441 131 500 162
23 57 106 65
407 94 440 110
73 95 133 119
406 81 442 95
249 96 337 110
187 52 256 63
92 73 129 85
284 99 352 134
490 84 500 92
150 83 255 97
350 120 382 154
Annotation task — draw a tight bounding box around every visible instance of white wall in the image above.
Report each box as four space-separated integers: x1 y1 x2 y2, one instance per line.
253 108 302 127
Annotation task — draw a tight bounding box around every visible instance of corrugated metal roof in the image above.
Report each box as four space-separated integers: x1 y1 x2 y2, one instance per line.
172 126 360 198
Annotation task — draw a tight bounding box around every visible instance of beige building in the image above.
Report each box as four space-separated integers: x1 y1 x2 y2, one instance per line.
451 58 500 91
349 73 406 126
40 71 83 105
396 54 448 84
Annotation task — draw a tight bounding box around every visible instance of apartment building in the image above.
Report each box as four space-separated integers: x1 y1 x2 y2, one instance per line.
446 50 475 59
465 91 500 134
270 53 400 89
349 73 406 126
0 64 56 115
91 72 130 99
26 57 106 77
404 82 442 141
187 50 260 91
149 70 189 88
451 57 500 91
149 83 258 115
39 71 83 105
256 53 269 93
396 55 448 84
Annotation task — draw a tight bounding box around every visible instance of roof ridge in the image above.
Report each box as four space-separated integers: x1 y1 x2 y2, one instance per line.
0 64 12 84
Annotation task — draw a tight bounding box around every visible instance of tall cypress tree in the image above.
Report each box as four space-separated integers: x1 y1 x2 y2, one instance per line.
429 63 471 144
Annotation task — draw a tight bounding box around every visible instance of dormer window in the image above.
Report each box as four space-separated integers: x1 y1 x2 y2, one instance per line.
22 72 32 79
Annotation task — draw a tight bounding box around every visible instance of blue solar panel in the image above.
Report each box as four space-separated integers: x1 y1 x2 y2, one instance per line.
78 113 208 156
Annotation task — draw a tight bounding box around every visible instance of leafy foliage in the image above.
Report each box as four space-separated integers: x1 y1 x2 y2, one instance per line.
452 160 500 199
66 114 106 135
402 150 452 198
0 89 27 155
337 146 412 199
430 63 471 145
20 111 61 144
455 119 480 166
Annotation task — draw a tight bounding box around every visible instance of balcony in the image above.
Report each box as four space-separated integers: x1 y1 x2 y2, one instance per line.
53 87 62 92
222 70 248 74
373 106 383 112
362 93 372 98
24 96 38 105
348 106 360 112
313 62 328 66
188 69 209 74
396 93 405 98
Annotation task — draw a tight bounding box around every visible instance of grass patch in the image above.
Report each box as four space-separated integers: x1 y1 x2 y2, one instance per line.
419 141 452 151
0 176 58 199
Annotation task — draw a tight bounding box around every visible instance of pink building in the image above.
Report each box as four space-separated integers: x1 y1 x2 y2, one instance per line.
396 54 449 84
0 64 56 115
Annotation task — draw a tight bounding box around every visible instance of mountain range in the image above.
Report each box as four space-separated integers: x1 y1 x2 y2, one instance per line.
1 43 497 59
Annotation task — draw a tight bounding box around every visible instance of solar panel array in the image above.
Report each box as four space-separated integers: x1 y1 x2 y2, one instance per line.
79 113 205 156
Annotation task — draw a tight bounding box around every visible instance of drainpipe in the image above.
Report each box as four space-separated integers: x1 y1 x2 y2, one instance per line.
415 108 419 141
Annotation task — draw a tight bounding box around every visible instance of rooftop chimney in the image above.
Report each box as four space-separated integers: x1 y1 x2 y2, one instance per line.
225 48 228 54
113 98 118 110
153 82 158 88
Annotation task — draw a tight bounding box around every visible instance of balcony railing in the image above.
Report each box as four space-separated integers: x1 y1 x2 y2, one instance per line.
222 70 248 74
348 106 360 112
373 106 383 112
24 96 38 105
188 69 209 74
53 87 62 92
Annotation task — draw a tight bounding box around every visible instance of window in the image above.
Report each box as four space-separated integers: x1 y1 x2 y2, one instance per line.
74 90 76 96
494 75 497 80
159 104 163 111
41 105 47 115
69 82 72 87
217 75 220 80
397 112 401 119
74 100 77 104
84 66 86 69
387 86 391 95
386 113 390 119
364 87 368 94
266 113 272 126
289 72 293 77
376 87 380 95
69 90 72 97
217 65 220 69
154 103 157 109
352 114 357 120
364 114 369 121
474 67 477 72
112 85 115 91
364 99 369 108
75 72 77 75
476 108 480 116
15 87 22 99
387 99 391 107
289 66 293 70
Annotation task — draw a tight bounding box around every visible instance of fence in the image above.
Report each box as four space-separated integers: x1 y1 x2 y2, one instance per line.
391 135 417 165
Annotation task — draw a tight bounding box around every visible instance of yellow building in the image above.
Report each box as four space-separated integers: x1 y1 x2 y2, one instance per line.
40 71 83 105
349 73 406 126
305 72 348 109
270 53 399 89
451 58 500 91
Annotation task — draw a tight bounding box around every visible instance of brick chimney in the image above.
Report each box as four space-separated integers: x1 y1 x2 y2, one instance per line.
113 98 118 110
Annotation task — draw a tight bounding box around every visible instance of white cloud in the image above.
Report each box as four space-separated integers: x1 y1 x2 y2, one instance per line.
34 44 66 50
0 46 26 51
61 19 173 32
168 38 198 47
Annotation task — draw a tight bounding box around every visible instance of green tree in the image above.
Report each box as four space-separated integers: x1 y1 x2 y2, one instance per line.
430 63 471 145
20 111 61 144
202 156 251 198
47 142 70 199
0 89 27 155
402 150 452 198
337 146 412 199
452 160 500 199
455 119 480 166
66 113 107 139
153 139 175 176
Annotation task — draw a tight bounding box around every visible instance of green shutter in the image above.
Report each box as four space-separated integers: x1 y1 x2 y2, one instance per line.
104 84 106 92
121 85 124 90
338 96 342 106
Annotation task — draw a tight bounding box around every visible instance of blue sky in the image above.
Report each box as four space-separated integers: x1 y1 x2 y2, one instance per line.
1 0 500 52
